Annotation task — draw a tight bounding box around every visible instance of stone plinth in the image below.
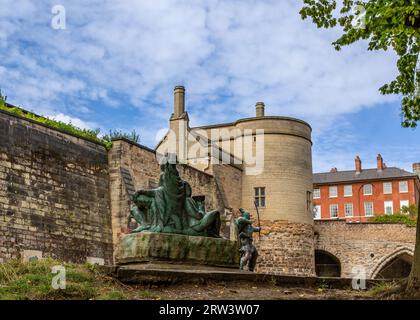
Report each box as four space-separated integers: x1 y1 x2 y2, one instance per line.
115 232 240 268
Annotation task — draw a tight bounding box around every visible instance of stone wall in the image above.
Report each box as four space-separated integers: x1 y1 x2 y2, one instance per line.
254 220 315 276
314 220 416 278
0 110 113 264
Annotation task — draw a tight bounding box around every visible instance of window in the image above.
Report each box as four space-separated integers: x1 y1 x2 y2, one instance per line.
364 202 374 216
313 188 320 199
330 204 338 218
399 181 408 193
344 203 353 217
363 184 373 195
329 186 338 198
400 200 409 210
307 191 312 212
343 185 352 197
383 182 392 194
254 187 265 208
313 205 321 220
384 201 393 215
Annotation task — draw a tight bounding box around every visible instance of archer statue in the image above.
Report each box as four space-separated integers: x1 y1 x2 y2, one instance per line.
234 207 261 272
129 154 221 237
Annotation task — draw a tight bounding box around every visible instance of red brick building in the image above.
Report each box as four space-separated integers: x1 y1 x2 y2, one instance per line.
313 155 420 222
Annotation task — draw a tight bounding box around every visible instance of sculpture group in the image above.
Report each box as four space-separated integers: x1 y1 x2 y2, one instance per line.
129 155 260 271
130 157 221 237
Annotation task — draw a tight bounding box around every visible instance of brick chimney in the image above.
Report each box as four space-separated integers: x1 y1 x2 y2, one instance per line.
355 156 362 174
377 154 384 171
256 102 265 117
330 167 338 173
413 163 420 177
173 86 185 118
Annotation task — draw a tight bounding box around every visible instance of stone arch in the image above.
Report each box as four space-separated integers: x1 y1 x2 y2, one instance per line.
315 249 341 277
371 247 414 279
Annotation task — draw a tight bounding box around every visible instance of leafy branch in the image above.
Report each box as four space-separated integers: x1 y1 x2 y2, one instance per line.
300 0 420 127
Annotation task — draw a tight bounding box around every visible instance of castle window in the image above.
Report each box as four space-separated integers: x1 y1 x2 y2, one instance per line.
254 187 265 208
306 191 312 212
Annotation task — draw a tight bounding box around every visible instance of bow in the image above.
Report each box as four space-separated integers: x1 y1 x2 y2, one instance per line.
254 200 261 239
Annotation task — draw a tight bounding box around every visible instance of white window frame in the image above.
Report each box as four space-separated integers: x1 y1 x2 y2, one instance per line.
364 202 374 217
329 186 338 198
313 205 321 220
383 182 392 194
399 181 408 193
330 204 339 218
384 201 393 215
313 188 321 199
344 185 352 197
344 203 353 217
363 184 373 196
400 200 409 210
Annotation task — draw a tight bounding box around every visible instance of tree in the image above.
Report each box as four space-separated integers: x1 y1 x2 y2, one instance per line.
300 0 420 128
300 0 420 295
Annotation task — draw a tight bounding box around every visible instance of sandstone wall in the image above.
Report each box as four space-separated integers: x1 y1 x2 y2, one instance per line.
0 110 113 264
254 220 315 276
314 220 416 278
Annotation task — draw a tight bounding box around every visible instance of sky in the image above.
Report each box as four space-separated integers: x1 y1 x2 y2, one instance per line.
0 0 419 173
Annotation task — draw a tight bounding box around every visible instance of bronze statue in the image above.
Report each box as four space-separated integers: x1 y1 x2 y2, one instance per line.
130 155 221 237
235 208 261 271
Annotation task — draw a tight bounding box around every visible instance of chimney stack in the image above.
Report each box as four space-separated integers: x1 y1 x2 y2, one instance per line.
377 154 384 171
355 156 362 174
413 163 420 177
256 102 265 117
330 167 338 173
174 86 185 118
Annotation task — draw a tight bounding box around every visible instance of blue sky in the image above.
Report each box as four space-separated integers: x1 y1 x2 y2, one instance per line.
0 0 419 173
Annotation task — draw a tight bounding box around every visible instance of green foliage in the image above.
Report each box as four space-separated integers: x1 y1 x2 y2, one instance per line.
102 129 140 144
369 213 417 226
300 0 420 128
400 203 418 218
0 90 140 151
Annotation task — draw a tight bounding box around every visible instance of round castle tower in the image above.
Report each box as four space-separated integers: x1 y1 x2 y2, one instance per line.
236 104 315 276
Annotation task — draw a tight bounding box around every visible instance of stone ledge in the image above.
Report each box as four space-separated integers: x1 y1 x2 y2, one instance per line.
115 232 240 268
99 264 389 289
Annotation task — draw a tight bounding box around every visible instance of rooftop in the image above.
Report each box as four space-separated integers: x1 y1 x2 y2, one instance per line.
313 167 417 185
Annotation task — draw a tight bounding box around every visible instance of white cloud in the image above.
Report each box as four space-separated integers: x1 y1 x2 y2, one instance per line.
47 113 97 130
0 0 400 148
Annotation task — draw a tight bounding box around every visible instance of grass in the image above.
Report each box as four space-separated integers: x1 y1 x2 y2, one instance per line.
0 258 157 300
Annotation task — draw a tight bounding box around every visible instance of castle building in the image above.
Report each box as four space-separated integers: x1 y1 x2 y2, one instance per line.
156 86 315 276
313 155 420 222
0 86 417 279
